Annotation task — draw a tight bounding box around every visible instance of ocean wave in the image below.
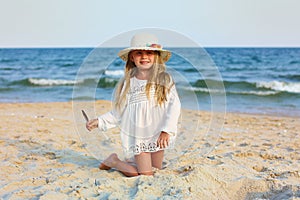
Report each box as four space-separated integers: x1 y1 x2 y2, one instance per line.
230 90 279 96
104 70 124 77
256 81 300 93
8 77 119 88
29 77 118 88
289 60 300 65
193 79 257 90
0 58 19 63
192 79 300 94
97 77 118 88
27 78 300 94
60 62 75 67
278 74 300 81
183 68 198 72
0 66 21 71
182 86 224 94
29 78 80 86
180 86 279 96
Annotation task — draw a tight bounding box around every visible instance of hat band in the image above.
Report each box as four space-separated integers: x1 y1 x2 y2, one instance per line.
146 43 162 49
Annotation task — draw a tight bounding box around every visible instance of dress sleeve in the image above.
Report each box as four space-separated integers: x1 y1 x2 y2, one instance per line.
97 110 120 132
97 79 126 132
161 84 181 136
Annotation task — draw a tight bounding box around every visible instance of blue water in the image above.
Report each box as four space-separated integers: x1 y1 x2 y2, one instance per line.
1 48 300 116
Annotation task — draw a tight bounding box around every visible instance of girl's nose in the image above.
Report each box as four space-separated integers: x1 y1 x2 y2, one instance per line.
141 52 148 58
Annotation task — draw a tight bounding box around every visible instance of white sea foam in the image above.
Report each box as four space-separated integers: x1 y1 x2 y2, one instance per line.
233 90 279 96
180 86 279 96
104 70 124 77
29 78 80 86
256 81 300 93
181 86 224 94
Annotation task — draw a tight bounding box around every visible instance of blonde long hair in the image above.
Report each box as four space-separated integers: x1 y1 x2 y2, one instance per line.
114 51 174 112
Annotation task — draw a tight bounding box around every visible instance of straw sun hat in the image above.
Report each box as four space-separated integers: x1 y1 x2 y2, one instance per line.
118 33 171 62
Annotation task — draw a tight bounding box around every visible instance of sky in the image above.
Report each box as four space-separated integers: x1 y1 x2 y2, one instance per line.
0 0 299 47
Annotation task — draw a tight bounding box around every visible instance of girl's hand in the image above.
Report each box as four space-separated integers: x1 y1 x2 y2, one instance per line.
157 131 170 149
86 119 99 131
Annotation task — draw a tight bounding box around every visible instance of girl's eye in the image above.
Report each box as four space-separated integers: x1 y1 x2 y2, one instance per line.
147 51 154 55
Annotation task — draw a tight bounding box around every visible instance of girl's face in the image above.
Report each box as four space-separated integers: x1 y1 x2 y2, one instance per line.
130 50 156 70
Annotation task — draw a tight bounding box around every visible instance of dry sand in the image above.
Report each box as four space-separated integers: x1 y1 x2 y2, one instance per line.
0 101 299 199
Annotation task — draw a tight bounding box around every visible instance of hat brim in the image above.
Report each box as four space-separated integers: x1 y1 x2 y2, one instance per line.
118 47 171 62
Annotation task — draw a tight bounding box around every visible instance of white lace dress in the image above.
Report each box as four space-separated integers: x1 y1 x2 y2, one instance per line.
98 76 181 158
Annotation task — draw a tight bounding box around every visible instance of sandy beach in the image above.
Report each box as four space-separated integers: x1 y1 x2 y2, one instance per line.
0 100 299 199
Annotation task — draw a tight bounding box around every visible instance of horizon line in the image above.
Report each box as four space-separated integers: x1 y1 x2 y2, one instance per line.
1 46 300 49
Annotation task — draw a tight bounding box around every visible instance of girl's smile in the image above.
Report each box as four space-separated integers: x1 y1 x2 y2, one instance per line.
131 50 155 69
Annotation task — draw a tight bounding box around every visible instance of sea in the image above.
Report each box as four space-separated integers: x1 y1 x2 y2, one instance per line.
1 47 300 117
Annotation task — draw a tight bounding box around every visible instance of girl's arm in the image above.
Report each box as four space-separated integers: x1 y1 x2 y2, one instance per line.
86 110 120 132
157 85 181 148
97 110 120 131
161 84 181 136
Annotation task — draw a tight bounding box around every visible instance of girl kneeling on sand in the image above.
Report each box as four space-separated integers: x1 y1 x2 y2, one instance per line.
86 33 181 176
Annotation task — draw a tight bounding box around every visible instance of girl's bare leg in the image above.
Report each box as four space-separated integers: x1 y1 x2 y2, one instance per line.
100 153 139 177
151 150 164 169
100 151 165 177
134 152 154 175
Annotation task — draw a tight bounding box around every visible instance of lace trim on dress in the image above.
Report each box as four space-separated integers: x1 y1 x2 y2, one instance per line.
128 142 158 154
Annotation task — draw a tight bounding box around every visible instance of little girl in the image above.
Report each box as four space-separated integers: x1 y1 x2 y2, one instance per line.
86 33 181 177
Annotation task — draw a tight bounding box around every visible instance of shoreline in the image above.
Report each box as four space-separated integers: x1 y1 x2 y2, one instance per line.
0 101 299 199
0 100 299 119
